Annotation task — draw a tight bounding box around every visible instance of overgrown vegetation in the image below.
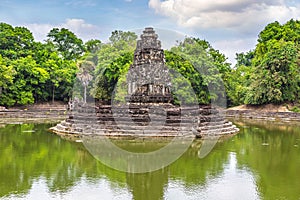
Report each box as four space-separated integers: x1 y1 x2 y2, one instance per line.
1 19 300 108
0 23 81 106
230 19 300 106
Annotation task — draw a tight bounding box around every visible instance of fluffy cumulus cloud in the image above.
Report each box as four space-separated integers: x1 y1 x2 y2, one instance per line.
148 0 300 34
213 38 257 64
149 0 300 64
24 19 101 42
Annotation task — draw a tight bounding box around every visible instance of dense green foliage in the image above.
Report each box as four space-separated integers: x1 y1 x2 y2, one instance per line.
90 31 136 102
1 19 300 107
226 51 254 105
166 38 231 105
46 28 85 60
230 19 300 105
0 23 84 106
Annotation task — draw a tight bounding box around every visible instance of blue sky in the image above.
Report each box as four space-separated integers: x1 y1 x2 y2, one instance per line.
1 0 300 64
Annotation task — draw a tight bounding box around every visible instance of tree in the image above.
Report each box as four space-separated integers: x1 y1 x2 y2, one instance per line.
81 39 102 68
47 28 85 60
85 39 101 53
165 51 204 104
0 23 35 59
167 37 230 105
33 42 78 103
109 30 137 47
92 52 133 101
235 51 254 68
53 59 77 102
245 40 299 104
0 23 81 106
0 56 15 103
0 56 50 106
243 19 300 105
91 31 137 101
226 51 254 106
76 60 95 104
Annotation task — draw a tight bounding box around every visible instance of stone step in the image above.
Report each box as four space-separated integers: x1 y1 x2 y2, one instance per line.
51 104 239 138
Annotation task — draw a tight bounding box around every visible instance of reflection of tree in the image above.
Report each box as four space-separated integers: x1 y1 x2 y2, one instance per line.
126 169 168 200
232 122 300 200
0 124 128 198
169 140 230 187
121 138 231 200
0 124 231 198
0 124 83 196
2 122 299 199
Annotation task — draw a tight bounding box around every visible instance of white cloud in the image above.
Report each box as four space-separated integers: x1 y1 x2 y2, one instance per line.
23 19 101 42
63 18 101 40
24 23 53 42
148 0 300 64
212 38 257 65
148 0 300 33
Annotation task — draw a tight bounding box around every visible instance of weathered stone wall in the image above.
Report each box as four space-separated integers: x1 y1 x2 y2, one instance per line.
226 109 300 122
0 104 68 124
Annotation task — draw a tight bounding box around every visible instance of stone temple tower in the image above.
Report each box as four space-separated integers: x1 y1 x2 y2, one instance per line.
127 27 173 103
50 27 240 139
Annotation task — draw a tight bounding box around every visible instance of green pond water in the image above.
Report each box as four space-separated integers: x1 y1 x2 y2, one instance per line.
0 121 300 200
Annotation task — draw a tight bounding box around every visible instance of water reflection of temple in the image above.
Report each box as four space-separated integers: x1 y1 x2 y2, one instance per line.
127 27 173 103
4 124 278 200
126 169 168 200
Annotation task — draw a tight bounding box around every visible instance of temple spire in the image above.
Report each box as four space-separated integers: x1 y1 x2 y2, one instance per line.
127 27 172 103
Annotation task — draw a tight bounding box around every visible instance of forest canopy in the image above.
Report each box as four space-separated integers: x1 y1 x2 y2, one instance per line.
230 19 300 105
0 19 300 108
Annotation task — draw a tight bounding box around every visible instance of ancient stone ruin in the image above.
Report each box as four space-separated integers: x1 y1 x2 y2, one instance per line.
127 27 173 103
50 27 239 138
